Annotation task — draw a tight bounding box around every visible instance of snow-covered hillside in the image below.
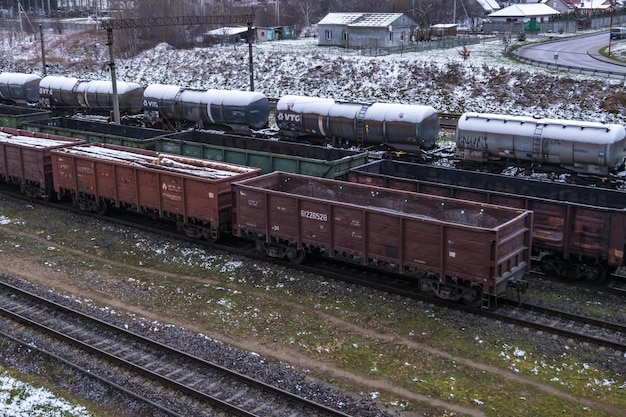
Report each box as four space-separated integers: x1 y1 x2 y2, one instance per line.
2 28 626 123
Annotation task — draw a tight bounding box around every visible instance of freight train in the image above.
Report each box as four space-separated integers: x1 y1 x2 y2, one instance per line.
2 72 626 175
0 72 440 153
349 160 626 285
0 128 532 307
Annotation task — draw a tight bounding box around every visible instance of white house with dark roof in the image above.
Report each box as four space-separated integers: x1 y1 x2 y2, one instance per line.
317 13 418 49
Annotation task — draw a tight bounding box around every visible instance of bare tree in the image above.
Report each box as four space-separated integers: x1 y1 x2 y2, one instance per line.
294 0 320 28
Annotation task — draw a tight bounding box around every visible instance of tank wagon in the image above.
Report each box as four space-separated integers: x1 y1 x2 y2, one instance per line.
0 127 85 199
232 172 532 306
276 95 440 152
349 160 626 283
455 112 626 175
39 76 144 114
50 144 260 239
0 72 41 103
143 84 270 130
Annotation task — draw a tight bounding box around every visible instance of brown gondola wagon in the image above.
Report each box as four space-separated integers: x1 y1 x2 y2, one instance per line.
232 172 533 307
50 143 260 240
348 160 626 283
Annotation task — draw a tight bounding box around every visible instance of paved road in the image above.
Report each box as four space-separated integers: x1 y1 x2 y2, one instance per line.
515 31 626 73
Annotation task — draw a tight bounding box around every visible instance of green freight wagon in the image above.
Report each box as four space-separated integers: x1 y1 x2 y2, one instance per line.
21 117 167 149
155 130 370 179
0 104 52 128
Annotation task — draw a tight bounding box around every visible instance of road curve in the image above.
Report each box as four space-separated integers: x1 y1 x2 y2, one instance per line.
515 31 626 71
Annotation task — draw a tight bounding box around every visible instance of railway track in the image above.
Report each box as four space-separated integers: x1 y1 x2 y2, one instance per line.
2 187 625 394
4 186 626 355
496 298 626 352
299 259 626 354
0 279 353 417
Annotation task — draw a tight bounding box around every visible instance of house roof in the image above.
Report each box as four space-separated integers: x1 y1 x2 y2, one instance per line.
475 0 501 13
576 0 612 9
318 13 407 28
205 26 249 36
488 3 561 17
430 24 458 29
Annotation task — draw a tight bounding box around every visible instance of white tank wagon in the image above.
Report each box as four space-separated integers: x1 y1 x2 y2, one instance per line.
276 95 440 152
0 72 41 103
143 84 270 130
38 76 144 114
455 112 626 175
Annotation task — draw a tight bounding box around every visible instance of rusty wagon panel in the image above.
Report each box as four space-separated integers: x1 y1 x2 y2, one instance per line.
0 127 84 198
348 160 626 271
50 143 260 238
232 172 533 299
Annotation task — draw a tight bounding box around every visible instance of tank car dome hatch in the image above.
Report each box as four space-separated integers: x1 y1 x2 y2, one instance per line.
0 72 42 103
39 76 84 108
456 112 626 174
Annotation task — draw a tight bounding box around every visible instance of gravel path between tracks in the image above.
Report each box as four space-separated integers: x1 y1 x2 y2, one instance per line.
0 200 625 417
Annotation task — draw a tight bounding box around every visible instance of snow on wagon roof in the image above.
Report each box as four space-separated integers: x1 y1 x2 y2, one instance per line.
0 132 78 148
56 145 258 179
459 112 626 144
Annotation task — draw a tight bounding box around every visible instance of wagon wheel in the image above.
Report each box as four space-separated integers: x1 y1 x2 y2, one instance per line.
287 248 306 265
461 287 482 307
540 255 559 275
95 200 108 215
583 263 607 284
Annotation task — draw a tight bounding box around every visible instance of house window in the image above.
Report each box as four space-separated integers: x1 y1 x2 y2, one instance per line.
342 31 348 41
389 32 393 42
325 30 332 40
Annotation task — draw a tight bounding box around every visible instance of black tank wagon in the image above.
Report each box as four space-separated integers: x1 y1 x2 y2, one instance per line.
232 172 532 306
348 160 626 282
276 95 440 152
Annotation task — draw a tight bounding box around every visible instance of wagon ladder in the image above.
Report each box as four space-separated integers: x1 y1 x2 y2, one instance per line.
532 124 544 161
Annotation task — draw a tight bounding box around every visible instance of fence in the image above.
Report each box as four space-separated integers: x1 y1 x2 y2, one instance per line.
483 12 626 35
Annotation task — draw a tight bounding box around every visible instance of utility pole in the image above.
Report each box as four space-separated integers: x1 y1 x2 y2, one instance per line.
100 13 255 124
40 25 47 75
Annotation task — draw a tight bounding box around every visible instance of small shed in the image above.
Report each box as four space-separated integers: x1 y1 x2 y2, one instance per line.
430 23 458 37
317 12 418 49
204 26 251 44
